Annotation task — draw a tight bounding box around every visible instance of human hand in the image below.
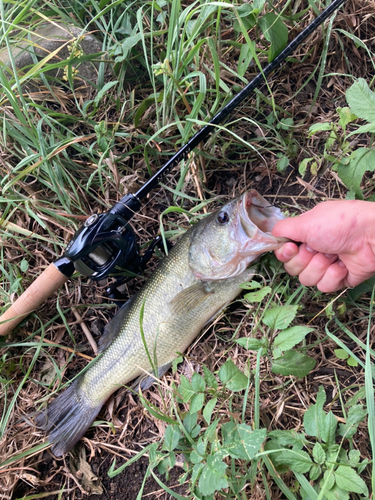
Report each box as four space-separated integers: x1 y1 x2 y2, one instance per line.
272 200 375 292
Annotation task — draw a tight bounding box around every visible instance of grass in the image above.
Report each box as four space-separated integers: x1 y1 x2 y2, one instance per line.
0 0 375 498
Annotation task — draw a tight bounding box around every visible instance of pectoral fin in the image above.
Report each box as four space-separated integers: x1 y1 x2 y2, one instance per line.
169 281 213 315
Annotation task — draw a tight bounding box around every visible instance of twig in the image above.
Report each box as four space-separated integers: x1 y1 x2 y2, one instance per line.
72 308 98 355
35 336 94 361
307 288 349 325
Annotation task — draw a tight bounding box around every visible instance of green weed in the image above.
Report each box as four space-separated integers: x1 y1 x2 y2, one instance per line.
301 78 375 200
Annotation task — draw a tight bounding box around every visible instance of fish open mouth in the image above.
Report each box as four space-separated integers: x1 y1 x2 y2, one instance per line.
241 190 284 234
188 189 289 281
237 190 289 257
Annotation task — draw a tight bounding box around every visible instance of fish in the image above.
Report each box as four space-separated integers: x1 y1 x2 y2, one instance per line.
36 190 287 456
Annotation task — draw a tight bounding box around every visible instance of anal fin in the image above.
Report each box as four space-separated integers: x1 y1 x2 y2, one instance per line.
131 362 172 391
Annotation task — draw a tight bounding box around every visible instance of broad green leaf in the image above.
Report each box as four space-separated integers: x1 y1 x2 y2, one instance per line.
172 355 183 373
303 386 326 439
203 397 217 425
219 359 249 391
120 33 142 58
259 13 288 61
244 286 272 302
338 106 358 129
160 452 177 475
348 276 375 301
349 121 375 135
348 449 361 465
334 466 369 495
347 356 358 367
273 448 313 473
324 485 349 500
309 465 321 481
308 122 332 135
253 0 266 9
299 157 313 177
190 393 205 413
338 405 367 438
198 454 228 496
276 155 289 173
321 411 337 446
191 373 206 392
20 259 29 272
231 425 266 461
162 425 181 452
334 348 349 360
183 412 198 434
336 147 375 199
179 375 195 403
238 42 254 77
223 423 266 461
321 469 335 492
346 78 375 122
278 118 294 130
274 326 314 352
239 281 261 290
191 462 204 487
204 420 219 442
190 438 206 464
262 305 298 330
237 3 258 16
202 365 218 389
313 442 325 465
271 350 316 378
268 429 305 449
190 449 203 465
236 337 267 351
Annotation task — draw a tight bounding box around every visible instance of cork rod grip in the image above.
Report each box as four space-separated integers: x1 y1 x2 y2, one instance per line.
0 263 69 336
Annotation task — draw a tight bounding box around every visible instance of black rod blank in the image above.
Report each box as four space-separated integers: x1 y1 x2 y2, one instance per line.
113 0 346 219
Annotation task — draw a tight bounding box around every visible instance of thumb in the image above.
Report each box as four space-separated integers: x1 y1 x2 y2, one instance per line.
272 214 310 243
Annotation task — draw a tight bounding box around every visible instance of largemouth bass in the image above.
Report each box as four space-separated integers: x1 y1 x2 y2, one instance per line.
36 190 287 456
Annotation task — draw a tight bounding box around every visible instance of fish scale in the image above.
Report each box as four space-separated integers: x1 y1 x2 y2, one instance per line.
86 233 252 405
36 190 287 456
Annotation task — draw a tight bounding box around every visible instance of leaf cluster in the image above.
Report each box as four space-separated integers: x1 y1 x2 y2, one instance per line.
236 295 316 378
300 78 375 200
267 386 369 499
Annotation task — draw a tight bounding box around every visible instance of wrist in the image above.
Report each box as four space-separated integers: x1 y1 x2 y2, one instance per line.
361 201 375 269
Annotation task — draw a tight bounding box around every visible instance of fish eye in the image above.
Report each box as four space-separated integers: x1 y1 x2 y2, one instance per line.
217 211 230 224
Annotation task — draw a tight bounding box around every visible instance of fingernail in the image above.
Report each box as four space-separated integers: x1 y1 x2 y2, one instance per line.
338 260 346 268
305 244 316 253
324 253 336 259
284 246 297 259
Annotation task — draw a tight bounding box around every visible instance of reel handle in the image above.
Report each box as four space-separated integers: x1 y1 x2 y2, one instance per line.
0 262 70 336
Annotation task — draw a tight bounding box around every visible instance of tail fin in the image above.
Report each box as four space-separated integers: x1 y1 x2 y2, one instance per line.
35 379 102 457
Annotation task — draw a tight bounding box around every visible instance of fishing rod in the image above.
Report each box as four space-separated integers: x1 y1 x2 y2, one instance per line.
0 0 347 335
